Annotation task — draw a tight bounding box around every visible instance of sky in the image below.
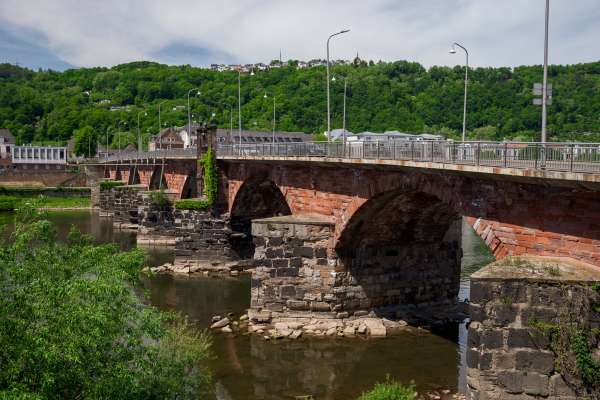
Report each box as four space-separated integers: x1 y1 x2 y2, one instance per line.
0 0 599 71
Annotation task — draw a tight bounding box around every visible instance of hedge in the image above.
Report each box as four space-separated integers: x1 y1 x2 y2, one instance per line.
99 181 125 190
0 196 18 211
0 187 90 195
173 199 212 211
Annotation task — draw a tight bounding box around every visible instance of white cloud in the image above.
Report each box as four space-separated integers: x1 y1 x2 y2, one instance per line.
0 0 599 68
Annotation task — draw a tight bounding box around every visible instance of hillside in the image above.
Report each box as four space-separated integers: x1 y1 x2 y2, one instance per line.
1 59 600 150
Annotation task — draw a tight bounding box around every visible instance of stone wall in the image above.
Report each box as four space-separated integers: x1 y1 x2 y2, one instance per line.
467 256 600 399
99 184 146 223
174 209 234 262
251 216 336 314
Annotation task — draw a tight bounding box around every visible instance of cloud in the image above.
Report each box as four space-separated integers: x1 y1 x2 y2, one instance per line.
0 0 599 69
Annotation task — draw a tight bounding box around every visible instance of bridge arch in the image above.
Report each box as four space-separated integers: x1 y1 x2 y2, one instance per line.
149 166 168 190
128 167 141 185
230 177 292 258
334 188 464 312
180 175 196 199
114 166 122 181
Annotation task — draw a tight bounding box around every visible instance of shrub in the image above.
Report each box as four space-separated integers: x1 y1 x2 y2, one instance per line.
99 181 124 190
358 377 417 400
149 189 169 207
174 199 212 211
0 196 17 211
0 206 213 398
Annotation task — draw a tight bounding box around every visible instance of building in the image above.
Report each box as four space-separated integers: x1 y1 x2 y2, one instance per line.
148 124 312 150
10 145 67 169
0 128 15 159
346 131 445 142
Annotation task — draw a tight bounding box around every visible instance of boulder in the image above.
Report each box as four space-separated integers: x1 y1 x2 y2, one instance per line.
362 319 387 337
210 317 230 329
221 326 233 333
343 326 356 336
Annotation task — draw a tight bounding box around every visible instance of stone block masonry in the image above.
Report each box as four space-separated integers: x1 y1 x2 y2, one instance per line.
467 256 600 400
99 184 147 223
251 215 337 314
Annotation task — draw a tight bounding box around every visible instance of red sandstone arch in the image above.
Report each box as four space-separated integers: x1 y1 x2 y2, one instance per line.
179 175 196 199
229 177 292 258
228 162 600 266
149 166 168 190
128 167 141 185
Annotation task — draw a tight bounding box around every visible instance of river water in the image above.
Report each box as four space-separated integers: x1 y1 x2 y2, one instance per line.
0 211 493 399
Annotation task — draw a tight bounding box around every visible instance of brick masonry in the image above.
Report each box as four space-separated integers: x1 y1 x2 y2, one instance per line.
224 161 600 267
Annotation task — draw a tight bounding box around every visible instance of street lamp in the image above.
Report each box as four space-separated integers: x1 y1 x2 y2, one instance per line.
158 101 167 148
137 110 147 151
224 103 233 142
450 42 469 142
263 93 277 144
187 88 200 143
237 69 255 153
327 29 350 143
541 0 550 144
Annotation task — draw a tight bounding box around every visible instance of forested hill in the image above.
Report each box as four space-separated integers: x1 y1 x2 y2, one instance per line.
1 59 600 149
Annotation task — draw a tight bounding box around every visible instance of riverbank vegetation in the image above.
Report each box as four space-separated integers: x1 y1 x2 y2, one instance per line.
0 207 213 398
2 60 600 152
0 194 90 210
358 377 417 400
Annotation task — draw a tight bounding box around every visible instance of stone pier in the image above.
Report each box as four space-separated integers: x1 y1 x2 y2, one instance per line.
467 256 600 400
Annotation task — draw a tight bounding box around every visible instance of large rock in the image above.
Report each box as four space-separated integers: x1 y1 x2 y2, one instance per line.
361 318 387 337
210 317 230 329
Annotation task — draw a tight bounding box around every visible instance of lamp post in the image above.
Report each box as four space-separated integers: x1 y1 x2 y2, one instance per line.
237 69 255 153
187 88 200 144
343 76 348 154
263 93 276 144
105 126 112 160
450 42 469 142
158 101 167 148
541 0 550 144
224 103 233 143
137 110 147 152
326 29 350 143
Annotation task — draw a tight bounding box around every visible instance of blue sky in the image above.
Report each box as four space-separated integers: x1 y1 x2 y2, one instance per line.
0 0 599 71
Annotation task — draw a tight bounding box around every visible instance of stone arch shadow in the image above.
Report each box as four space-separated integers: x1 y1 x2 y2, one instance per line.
180 175 196 199
333 187 470 323
128 167 141 185
149 166 168 190
230 177 292 259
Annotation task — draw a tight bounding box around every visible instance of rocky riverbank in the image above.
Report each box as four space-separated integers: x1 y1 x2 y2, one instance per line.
144 260 253 276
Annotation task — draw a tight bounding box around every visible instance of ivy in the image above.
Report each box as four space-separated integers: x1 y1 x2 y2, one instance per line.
200 147 218 205
571 330 600 385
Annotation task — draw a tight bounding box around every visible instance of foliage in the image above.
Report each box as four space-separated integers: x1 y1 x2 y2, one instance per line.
72 125 97 157
3 61 600 146
357 377 417 400
149 189 169 208
99 180 124 190
0 196 17 211
0 186 90 195
201 147 218 205
0 206 213 399
173 199 212 210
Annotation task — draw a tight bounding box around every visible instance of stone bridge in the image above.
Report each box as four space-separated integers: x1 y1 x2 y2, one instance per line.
99 141 600 398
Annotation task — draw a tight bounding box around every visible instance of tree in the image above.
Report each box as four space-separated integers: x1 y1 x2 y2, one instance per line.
0 207 212 398
73 125 97 157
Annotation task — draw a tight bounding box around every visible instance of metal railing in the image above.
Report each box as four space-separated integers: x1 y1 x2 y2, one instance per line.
104 147 196 162
99 141 600 174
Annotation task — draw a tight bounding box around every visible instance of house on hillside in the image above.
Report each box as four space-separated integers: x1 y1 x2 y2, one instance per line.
0 128 15 160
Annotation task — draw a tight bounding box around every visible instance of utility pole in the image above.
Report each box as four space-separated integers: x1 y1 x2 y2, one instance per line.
326 29 350 143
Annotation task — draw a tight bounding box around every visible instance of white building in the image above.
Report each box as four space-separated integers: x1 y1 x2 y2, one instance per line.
11 145 67 164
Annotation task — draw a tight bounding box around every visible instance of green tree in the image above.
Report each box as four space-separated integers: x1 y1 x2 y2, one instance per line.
73 125 97 157
0 207 212 399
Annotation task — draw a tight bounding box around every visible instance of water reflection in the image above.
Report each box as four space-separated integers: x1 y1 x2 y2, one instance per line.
0 211 493 399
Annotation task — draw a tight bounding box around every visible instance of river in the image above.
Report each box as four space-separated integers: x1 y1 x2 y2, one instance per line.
0 210 493 399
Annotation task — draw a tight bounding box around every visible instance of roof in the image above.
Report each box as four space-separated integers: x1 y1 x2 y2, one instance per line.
329 129 354 140
0 129 15 143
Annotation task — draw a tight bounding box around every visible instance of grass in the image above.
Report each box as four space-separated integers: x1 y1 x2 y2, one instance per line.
0 195 90 210
357 377 417 400
174 199 212 210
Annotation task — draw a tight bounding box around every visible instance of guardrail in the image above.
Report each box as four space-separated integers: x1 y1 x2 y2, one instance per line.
99 141 600 174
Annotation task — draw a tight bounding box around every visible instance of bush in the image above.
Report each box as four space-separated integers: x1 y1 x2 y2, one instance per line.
99 181 124 190
149 189 169 207
358 377 417 400
0 196 17 211
174 199 212 210
0 206 213 398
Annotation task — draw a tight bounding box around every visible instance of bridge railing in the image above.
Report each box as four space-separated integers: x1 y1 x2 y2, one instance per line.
103 147 196 162
217 141 600 173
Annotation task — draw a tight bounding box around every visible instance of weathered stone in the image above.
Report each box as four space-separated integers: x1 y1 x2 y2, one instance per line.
515 350 555 375
362 319 386 337
522 372 549 396
210 317 230 329
289 329 302 339
221 326 233 333
497 371 524 394
481 329 503 349
549 374 577 397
